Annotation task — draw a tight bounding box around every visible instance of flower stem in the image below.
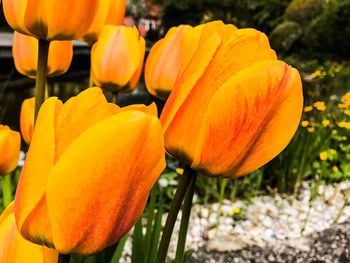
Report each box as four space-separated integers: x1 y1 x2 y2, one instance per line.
174 171 197 263
34 39 50 122
58 254 70 263
2 173 12 208
155 166 196 263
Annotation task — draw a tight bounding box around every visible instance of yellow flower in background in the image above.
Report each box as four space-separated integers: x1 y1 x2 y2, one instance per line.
313 101 326 111
319 151 328 161
232 207 241 214
322 120 330 127
304 106 313 112
338 122 350 129
307 127 315 133
344 110 350 116
329 149 337 155
332 166 339 173
342 136 347 141
343 92 350 106
301 120 309 127
176 168 184 175
338 103 346 109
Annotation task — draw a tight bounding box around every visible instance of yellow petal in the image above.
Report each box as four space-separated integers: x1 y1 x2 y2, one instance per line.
15 97 62 244
193 60 303 177
0 125 21 175
0 203 58 263
46 111 165 254
20 97 35 144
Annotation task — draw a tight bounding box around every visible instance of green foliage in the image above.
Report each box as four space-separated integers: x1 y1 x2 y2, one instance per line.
284 0 326 26
302 0 350 56
269 21 302 53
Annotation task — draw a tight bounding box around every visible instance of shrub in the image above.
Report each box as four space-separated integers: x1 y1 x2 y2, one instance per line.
269 21 302 53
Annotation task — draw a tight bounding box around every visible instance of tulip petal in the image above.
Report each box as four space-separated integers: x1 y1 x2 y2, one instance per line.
120 102 158 117
197 20 237 42
92 26 141 89
0 126 20 175
192 60 303 177
20 97 35 144
54 87 119 160
46 111 165 254
128 37 146 91
15 97 62 245
0 203 58 263
145 25 202 99
163 34 277 163
160 33 222 130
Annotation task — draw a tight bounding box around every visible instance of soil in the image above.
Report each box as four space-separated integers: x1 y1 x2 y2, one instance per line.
190 220 350 263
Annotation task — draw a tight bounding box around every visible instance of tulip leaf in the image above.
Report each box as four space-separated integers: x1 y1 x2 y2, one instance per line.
110 236 128 263
132 218 145 263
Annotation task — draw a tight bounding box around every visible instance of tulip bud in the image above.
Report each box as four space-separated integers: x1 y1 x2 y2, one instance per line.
0 202 58 263
20 97 35 144
82 0 126 45
91 25 145 93
14 87 165 255
12 32 73 78
160 26 303 178
145 21 237 100
2 0 99 41
0 125 20 176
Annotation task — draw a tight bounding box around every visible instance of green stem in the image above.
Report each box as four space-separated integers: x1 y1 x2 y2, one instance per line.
34 39 50 122
155 167 196 263
89 68 94 87
112 91 118 104
2 174 12 208
58 254 70 263
174 172 197 263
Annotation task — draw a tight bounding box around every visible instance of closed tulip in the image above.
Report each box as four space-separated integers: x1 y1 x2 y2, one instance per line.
20 97 35 144
12 32 73 78
145 21 237 100
0 202 58 263
0 125 20 175
160 28 303 178
91 25 145 93
82 0 126 45
2 0 99 40
14 87 165 254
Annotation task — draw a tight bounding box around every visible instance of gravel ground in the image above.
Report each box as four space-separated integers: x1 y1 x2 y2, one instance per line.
190 221 350 263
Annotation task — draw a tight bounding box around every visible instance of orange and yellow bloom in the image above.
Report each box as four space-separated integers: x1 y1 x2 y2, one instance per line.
3 0 99 40
0 125 20 176
12 32 73 78
0 203 58 263
82 0 126 44
160 26 303 178
14 87 165 254
91 25 145 93
20 97 35 144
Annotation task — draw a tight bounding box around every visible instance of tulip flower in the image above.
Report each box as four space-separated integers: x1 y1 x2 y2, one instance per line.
2 0 99 41
0 125 20 176
20 97 35 144
12 32 73 79
160 29 303 178
145 21 238 100
14 87 165 255
91 25 146 93
0 202 58 263
82 0 126 45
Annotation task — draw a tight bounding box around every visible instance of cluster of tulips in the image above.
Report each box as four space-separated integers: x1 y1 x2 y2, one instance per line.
0 0 304 262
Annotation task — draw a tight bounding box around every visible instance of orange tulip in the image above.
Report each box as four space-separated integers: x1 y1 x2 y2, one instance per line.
0 125 20 176
14 87 165 255
82 0 126 45
160 28 303 178
12 32 73 78
2 0 99 41
91 25 145 93
0 202 58 263
20 97 35 144
145 21 238 100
